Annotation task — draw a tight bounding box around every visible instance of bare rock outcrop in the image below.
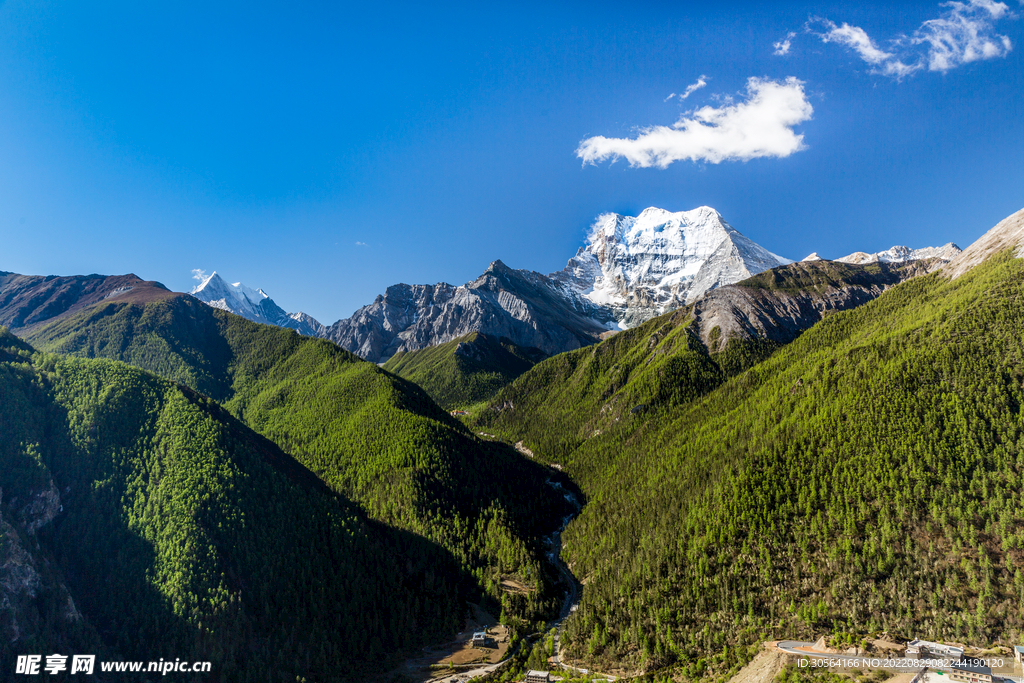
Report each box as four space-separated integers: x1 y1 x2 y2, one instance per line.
943 207 1024 279
691 259 940 351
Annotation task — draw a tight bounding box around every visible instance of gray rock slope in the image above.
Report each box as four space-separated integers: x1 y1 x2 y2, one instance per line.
691 258 943 352
324 260 613 363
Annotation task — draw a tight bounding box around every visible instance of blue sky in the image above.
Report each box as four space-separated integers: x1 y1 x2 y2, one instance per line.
1 0 1021 323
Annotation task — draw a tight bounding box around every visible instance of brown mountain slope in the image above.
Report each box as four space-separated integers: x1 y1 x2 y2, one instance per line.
0 272 174 333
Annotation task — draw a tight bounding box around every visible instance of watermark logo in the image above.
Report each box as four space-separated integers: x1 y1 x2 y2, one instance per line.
14 655 208 675
17 655 94 675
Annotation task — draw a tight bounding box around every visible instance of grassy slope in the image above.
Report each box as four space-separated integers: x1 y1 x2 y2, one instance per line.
22 296 574 626
382 332 544 409
479 252 1024 679
0 330 462 681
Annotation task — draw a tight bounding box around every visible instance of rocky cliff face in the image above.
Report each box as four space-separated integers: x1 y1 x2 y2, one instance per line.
691 259 941 352
324 260 613 363
942 207 1024 279
1 486 82 648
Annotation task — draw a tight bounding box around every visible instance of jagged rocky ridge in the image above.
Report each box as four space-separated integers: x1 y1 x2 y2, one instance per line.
324 260 612 363
803 243 962 264
189 271 325 337
324 207 793 362
691 258 944 353
323 206 963 362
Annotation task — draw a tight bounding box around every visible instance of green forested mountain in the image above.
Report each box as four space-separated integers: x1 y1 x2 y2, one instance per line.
382 332 545 409
469 258 933 467
0 329 463 681
18 295 575 631
473 211 1024 679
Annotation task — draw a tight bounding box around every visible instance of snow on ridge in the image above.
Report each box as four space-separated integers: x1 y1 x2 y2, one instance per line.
556 206 794 326
190 270 323 336
834 242 962 265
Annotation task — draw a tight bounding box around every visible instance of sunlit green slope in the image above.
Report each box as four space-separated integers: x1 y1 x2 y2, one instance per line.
479 247 1024 679
382 332 545 409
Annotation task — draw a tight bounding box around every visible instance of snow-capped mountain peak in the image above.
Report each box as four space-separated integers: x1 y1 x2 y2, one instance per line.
553 206 793 327
191 271 270 316
189 271 323 336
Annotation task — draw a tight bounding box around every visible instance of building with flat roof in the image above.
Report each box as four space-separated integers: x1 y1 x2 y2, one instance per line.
525 671 550 683
1014 645 1024 664
905 639 964 659
472 631 488 647
950 661 992 683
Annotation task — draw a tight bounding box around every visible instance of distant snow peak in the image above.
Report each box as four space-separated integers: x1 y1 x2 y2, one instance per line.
835 243 961 265
555 206 792 326
802 252 823 262
189 271 323 336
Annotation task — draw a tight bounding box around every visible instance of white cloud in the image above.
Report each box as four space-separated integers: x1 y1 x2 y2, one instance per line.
354 241 367 246
577 77 813 168
774 33 796 55
815 19 893 64
789 0 1013 78
665 75 708 102
680 75 708 100
191 268 208 282
915 0 1014 72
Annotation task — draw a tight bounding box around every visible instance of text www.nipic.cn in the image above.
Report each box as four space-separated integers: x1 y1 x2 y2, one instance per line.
15 655 212 675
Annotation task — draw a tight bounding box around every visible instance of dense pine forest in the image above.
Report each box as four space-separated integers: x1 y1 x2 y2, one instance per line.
473 248 1024 679
0 329 464 680
8 216 1024 682
7 297 577 675
382 332 545 410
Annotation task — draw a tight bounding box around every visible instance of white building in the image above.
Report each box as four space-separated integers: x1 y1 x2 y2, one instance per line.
905 639 964 659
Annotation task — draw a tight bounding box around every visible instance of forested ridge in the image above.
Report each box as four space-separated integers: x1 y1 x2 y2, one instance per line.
474 249 1024 680
17 297 576 649
382 332 545 409
0 329 465 681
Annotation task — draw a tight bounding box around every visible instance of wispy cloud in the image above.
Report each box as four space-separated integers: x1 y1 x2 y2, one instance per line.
191 268 208 281
354 241 367 246
793 0 1013 78
915 0 1013 71
815 20 894 64
577 77 813 168
774 32 796 55
666 75 709 102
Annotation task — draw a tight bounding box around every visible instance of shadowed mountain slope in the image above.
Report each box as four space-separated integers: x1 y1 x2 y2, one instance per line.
20 293 575 629
0 329 464 680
